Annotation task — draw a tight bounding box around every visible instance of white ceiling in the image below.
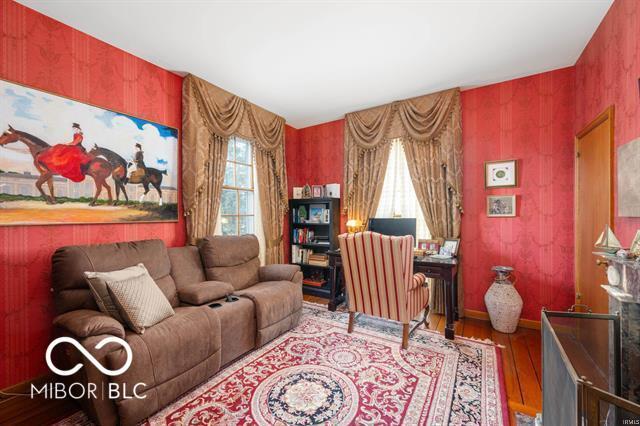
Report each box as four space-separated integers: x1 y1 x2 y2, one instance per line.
19 1 612 128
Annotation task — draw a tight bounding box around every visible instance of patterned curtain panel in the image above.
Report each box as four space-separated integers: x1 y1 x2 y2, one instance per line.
182 75 288 263
343 87 463 314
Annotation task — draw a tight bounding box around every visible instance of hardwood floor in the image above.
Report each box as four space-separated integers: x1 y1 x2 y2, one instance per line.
1 296 542 425
306 295 542 424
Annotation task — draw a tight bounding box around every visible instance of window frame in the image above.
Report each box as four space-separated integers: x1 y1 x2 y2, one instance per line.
221 138 255 236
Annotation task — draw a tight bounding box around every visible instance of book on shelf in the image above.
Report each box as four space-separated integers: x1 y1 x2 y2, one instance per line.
292 228 317 244
303 278 327 287
308 253 329 267
291 247 329 266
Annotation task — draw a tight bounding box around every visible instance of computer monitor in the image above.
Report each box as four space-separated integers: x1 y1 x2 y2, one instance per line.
367 218 417 242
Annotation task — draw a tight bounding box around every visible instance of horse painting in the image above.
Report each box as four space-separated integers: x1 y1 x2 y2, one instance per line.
0 78 178 225
0 126 113 206
126 161 168 206
89 144 129 205
89 144 167 206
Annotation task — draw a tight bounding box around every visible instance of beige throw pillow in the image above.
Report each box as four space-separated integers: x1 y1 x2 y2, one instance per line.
105 266 174 334
85 264 149 322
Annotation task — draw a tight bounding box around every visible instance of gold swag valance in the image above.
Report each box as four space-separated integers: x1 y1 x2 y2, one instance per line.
182 74 288 262
344 87 463 236
344 87 463 315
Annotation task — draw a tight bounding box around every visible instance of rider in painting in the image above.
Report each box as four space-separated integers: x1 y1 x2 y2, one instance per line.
128 142 146 184
37 122 92 183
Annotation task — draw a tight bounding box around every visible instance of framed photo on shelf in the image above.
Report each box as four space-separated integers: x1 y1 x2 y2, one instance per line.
308 204 324 223
293 187 303 199
311 185 323 198
487 195 516 217
441 239 460 256
485 159 517 188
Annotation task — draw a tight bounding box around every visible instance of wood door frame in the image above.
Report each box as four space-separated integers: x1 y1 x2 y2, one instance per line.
574 105 615 305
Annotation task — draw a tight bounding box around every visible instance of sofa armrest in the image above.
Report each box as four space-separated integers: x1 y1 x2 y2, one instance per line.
259 264 301 283
53 309 125 339
178 281 234 305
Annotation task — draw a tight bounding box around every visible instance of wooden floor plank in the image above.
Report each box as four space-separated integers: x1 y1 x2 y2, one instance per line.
510 330 542 411
492 328 523 405
523 328 542 384
462 317 491 341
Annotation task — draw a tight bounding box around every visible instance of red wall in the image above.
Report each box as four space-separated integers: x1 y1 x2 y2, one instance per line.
575 0 640 246
284 120 347 261
0 1 184 388
285 69 577 321
461 68 576 319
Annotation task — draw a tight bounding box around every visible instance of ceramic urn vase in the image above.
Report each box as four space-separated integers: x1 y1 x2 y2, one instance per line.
484 266 522 333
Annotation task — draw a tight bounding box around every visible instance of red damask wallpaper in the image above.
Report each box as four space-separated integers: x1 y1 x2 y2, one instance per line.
461 68 576 319
0 1 184 388
285 70 577 321
284 120 346 261
575 0 640 246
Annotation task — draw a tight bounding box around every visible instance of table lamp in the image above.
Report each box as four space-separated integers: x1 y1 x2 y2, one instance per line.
346 219 363 234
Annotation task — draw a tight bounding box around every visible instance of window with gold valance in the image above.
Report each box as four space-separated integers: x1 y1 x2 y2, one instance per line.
343 87 463 314
182 74 288 264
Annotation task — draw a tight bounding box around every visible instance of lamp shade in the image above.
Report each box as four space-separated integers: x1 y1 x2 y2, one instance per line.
346 219 361 228
346 219 363 233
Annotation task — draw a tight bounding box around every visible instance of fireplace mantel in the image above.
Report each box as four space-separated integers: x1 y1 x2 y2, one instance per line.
595 252 640 409
595 251 640 303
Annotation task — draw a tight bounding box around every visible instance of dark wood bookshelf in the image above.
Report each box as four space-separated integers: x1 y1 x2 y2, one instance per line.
288 197 344 310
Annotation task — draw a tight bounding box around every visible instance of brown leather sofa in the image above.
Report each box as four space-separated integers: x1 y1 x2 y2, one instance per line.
50 235 302 426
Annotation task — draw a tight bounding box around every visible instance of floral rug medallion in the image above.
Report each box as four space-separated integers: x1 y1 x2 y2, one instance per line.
57 302 507 425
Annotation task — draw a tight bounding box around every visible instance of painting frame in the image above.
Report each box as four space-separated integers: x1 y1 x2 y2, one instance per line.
0 77 180 226
485 159 518 188
487 195 517 217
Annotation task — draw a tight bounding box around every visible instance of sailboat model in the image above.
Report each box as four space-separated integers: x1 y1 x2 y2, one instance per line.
594 224 622 254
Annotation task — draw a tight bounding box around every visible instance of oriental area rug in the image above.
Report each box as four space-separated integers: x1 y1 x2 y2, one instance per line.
59 302 508 425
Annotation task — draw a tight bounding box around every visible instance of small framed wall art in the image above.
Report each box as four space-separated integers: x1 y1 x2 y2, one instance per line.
485 159 517 188
487 195 516 217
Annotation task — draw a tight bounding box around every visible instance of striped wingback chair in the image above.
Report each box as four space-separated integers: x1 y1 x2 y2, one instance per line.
338 231 429 349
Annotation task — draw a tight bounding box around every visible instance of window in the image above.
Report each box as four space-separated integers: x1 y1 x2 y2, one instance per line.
220 137 255 235
375 139 430 240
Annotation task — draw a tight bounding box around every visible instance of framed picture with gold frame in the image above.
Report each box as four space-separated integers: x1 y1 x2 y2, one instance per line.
418 238 442 254
485 159 518 188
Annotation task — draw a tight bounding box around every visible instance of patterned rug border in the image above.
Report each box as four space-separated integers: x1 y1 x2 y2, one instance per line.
302 300 503 348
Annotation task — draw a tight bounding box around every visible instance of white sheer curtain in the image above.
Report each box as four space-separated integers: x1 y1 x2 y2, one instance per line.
375 139 430 241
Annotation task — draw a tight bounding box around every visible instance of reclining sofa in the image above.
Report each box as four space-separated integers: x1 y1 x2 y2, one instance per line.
50 235 302 426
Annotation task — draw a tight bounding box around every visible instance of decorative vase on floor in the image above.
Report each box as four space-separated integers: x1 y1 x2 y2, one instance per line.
484 266 522 333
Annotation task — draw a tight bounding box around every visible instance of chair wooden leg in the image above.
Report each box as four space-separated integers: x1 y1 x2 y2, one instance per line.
423 306 430 329
402 323 409 349
348 312 355 333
